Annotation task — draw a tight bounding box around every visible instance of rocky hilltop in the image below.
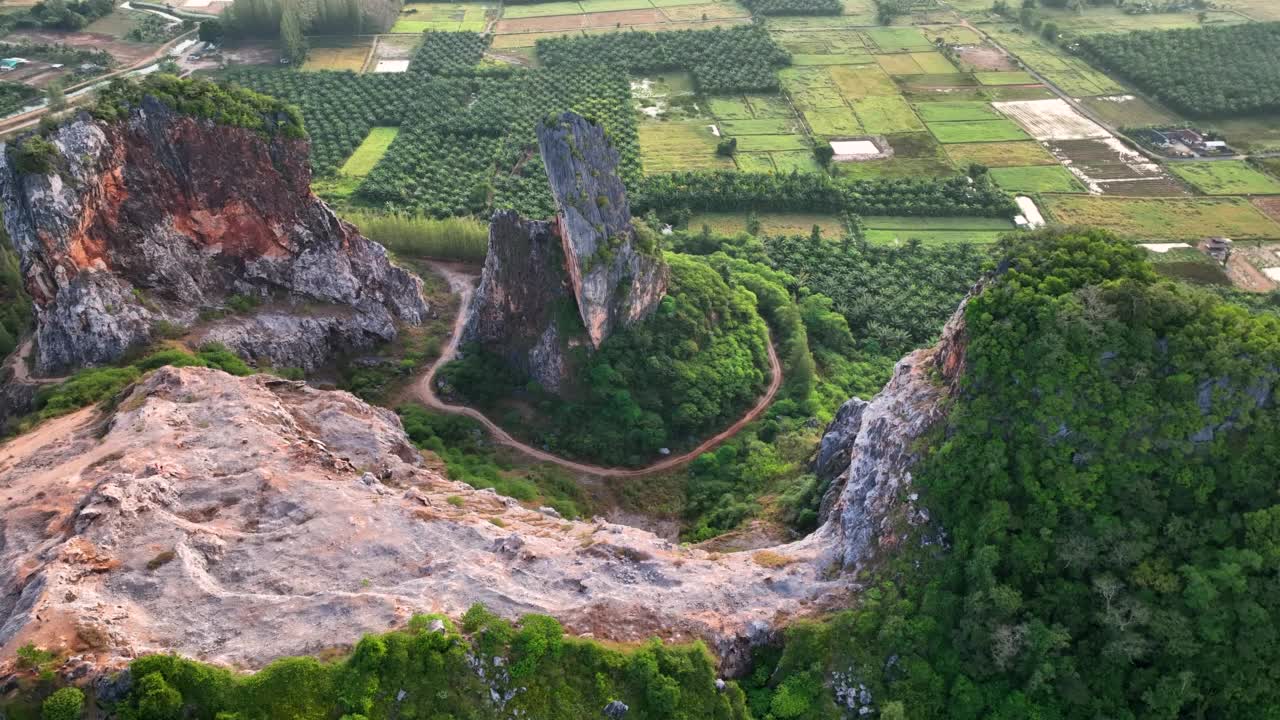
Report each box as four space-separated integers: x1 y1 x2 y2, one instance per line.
0 285 973 680
0 91 427 375
461 112 666 391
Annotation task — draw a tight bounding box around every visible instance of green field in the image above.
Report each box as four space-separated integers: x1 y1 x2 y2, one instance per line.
780 67 846 109
864 27 933 52
927 118 1029 143
973 71 1037 86
499 1 584 18
393 2 494 31
804 109 863 137
855 95 924 134
1079 95 1181 129
639 122 732 172
1169 161 1280 196
734 134 811 152
990 165 1085 193
791 53 872 66
686 212 1013 243
340 127 400 176
913 101 1001 123
944 140 1058 167
719 118 799 135
1043 196 1280 240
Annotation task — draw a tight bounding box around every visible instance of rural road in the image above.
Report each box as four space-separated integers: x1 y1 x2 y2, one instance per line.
3 339 65 386
412 261 783 478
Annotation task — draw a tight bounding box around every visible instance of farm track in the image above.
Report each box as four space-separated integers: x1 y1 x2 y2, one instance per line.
411 261 784 478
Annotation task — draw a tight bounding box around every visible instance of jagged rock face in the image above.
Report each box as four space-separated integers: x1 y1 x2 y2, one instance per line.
0 97 427 375
462 113 666 391
538 112 666 347
461 212 575 391
799 287 975 571
0 367 852 676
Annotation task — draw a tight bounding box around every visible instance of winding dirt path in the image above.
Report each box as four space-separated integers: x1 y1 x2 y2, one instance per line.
411 262 783 478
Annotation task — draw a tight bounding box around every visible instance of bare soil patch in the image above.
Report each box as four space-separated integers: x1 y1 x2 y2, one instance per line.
995 98 1108 141
4 29 154 67
954 44 1015 71
1252 197 1280 224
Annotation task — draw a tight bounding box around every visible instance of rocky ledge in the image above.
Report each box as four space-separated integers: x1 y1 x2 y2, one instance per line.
0 95 426 375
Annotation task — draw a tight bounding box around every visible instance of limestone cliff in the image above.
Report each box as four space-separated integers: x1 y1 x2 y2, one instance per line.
461 112 666 391
0 95 427 375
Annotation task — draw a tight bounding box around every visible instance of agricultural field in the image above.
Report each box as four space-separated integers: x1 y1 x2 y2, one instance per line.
639 122 732 172
1043 196 1280 241
392 2 495 32
1078 95 1181 130
301 39 374 72
493 0 750 34
982 24 1124 97
989 165 1085 194
340 127 401 177
1169 161 1280 196
927 117 1028 143
943 140 1056 167
686 212 1014 245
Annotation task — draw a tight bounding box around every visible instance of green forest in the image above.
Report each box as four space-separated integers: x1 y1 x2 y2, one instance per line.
742 228 1280 719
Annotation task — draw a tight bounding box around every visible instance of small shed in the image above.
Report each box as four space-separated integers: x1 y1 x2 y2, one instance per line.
0 58 29 71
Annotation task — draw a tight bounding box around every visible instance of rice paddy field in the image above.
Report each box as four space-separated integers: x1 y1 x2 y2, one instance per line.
687 212 1015 245
1169 161 1280 196
392 2 495 32
989 165 1085 194
1043 196 1280 241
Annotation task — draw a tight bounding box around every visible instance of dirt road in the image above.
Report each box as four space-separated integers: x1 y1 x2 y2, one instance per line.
411 262 784 478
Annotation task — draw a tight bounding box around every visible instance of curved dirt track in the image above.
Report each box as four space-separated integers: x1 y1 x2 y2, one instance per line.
412 262 783 478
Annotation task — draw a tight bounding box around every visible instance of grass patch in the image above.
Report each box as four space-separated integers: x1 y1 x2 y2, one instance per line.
1079 95 1181 129
500 1 584 19
339 127 400 177
875 52 924 75
864 26 932 52
864 228 1008 245
944 140 1057 167
804 109 863 137
780 67 845 109
1043 195 1280 240
854 94 924 134
771 150 823 172
909 51 957 74
829 63 898 99
1168 160 1280 196
719 117 798 135
734 153 776 172
706 95 753 119
790 53 872 66
973 70 1038 86
301 42 372 72
734 134 810 152
913 101 1000 122
990 165 1085 193
639 121 732 173
745 94 795 118
927 118 1029 143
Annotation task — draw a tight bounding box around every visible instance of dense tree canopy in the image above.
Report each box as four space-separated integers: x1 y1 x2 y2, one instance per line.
1077 22 1280 117
751 228 1280 719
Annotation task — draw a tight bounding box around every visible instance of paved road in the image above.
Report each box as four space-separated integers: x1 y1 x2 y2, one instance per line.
411 261 784 478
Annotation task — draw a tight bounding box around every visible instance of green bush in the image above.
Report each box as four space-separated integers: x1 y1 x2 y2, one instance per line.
36 366 141 419
345 212 487 263
41 687 84 720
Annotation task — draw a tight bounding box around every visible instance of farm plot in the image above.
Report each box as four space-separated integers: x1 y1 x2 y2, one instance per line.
804 109 863 137
1169 161 1280 196
639 121 732 172
984 25 1123 97
1079 95 1181 129
834 131 957 180
865 216 1015 246
792 54 874 66
393 2 495 31
688 212 846 237
927 118 1029 143
1047 138 1188 196
943 140 1057 167
829 64 899 99
913 101 1001 123
854 95 925 134
989 165 1085 193
863 27 933 53
1043 196 1280 240
781 67 847 109
973 71 1037 86
302 40 373 72
340 128 401 177
994 99 1108 141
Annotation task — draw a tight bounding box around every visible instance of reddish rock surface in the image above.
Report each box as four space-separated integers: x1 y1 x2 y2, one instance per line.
0 95 426 375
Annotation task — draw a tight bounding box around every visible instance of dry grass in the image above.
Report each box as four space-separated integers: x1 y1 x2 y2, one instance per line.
752 550 795 568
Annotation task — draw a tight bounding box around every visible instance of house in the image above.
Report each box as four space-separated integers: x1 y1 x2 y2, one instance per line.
1206 237 1232 265
0 58 29 72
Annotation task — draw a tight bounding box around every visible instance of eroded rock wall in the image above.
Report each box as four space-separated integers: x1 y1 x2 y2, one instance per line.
0 96 427 375
538 112 666 347
460 113 666 391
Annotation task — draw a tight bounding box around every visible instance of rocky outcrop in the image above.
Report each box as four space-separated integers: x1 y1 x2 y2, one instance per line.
0 367 852 676
461 113 666 392
0 96 427 375
798 285 976 571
